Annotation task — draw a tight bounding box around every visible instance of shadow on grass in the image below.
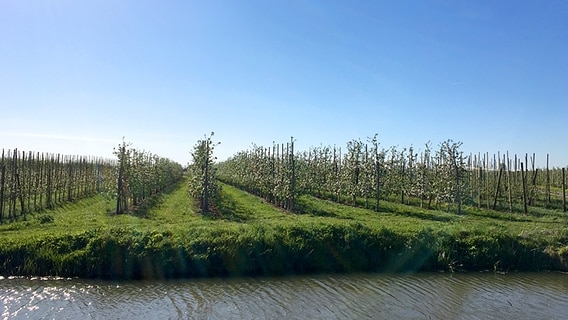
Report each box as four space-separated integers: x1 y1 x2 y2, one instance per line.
131 196 163 219
294 198 341 218
217 191 254 223
389 209 455 222
463 208 539 223
300 195 456 223
111 182 183 219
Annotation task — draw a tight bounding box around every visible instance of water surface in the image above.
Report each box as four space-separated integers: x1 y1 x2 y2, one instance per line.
2 272 567 319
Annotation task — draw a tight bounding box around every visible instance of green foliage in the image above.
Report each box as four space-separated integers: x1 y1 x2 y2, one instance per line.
114 140 183 214
0 148 115 221
218 135 568 215
38 214 54 224
433 140 467 213
216 138 296 211
188 133 221 215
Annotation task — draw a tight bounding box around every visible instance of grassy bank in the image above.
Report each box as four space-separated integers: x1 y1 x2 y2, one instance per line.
1 180 568 279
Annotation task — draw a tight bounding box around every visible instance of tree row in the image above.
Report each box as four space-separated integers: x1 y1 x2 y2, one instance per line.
217 135 567 214
0 149 115 221
115 141 184 214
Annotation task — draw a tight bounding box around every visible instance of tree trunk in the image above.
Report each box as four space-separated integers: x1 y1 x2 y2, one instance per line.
521 162 528 214
563 167 566 212
116 146 126 214
477 166 482 208
0 150 5 221
375 161 380 212
289 137 296 212
546 154 551 207
202 139 210 214
454 157 461 215
506 152 513 213
492 164 504 210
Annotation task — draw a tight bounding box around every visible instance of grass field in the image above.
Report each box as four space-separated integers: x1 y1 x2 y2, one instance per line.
1 178 568 279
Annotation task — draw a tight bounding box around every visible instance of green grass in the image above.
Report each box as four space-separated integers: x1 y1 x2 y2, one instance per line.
1 178 568 279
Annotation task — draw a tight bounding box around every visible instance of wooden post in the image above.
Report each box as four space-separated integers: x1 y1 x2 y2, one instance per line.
337 147 342 203
46 154 53 209
469 153 474 202
15 164 24 217
484 152 489 209
289 137 296 212
38 153 44 210
10 149 17 218
524 153 530 206
26 151 32 213
455 151 462 215
420 153 424 209
514 154 518 187
67 155 73 201
57 154 63 204
492 164 504 210
400 150 405 205
332 146 337 202
521 162 528 214
84 156 90 196
0 149 5 221
506 152 513 213
375 158 380 212
364 144 369 209
278 143 287 208
270 143 276 204
477 166 482 208
14 150 25 216
546 154 551 207
116 145 126 214
563 167 566 212
529 153 537 206
202 138 209 214
427 153 434 210
530 168 538 206
55 154 60 204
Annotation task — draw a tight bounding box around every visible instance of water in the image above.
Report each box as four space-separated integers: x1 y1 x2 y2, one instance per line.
1 272 567 319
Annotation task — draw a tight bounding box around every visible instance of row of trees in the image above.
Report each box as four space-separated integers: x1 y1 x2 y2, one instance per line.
216 137 297 211
4 135 563 220
3 136 216 220
187 133 221 215
467 152 566 212
217 136 465 213
0 149 116 221
115 141 184 214
217 136 566 214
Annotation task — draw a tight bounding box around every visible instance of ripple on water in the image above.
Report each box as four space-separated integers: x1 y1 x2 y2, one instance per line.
1 273 568 319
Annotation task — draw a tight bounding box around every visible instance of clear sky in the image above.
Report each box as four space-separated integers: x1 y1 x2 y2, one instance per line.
1 1 567 167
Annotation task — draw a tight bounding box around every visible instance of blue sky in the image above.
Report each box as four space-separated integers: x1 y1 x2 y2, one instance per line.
1 1 567 167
